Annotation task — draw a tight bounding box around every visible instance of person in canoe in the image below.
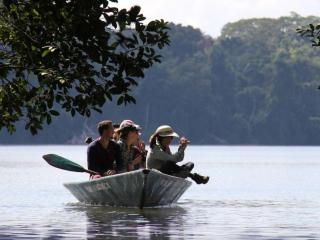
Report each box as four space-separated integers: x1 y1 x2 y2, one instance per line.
135 138 147 168
85 123 120 144
87 120 125 179
112 123 121 142
146 125 209 184
117 120 144 171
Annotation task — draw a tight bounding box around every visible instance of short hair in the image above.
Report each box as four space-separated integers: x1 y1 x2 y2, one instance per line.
97 120 112 136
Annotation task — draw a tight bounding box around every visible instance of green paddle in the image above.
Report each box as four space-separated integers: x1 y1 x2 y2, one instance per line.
43 154 97 175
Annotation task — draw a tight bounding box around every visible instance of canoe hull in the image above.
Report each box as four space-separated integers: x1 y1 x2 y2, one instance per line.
63 169 192 208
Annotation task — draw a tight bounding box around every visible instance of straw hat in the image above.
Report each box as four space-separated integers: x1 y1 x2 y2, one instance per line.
155 125 179 138
117 120 141 132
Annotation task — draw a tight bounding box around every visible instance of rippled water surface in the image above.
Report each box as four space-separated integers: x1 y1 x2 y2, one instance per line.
1 146 320 239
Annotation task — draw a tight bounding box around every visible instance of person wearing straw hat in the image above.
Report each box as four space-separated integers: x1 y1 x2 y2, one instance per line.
146 125 209 184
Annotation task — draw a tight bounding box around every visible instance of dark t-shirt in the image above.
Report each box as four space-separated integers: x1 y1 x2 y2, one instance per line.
87 139 124 175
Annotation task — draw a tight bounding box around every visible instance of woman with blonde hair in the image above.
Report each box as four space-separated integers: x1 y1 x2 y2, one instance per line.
146 125 209 184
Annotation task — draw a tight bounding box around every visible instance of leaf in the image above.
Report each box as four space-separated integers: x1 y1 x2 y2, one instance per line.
0 0 170 135
30 126 38 135
309 24 315 32
129 6 141 21
7 124 16 134
41 49 50 58
40 71 49 76
93 107 102 113
85 109 91 117
117 96 124 105
49 110 60 116
46 114 52 124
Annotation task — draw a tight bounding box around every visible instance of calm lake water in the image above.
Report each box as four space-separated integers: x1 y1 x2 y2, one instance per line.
1 145 320 239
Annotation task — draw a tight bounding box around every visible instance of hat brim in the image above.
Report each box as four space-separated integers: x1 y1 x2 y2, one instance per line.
134 124 141 131
158 132 179 138
118 124 141 132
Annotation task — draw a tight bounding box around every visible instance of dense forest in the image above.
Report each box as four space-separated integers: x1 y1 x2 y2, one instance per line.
2 14 320 145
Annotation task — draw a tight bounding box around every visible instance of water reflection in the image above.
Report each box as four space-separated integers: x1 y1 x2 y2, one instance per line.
3 146 320 239
70 204 188 239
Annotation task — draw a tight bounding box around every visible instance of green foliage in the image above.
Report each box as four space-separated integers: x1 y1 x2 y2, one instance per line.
2 16 320 145
297 21 320 47
209 15 320 144
0 0 169 134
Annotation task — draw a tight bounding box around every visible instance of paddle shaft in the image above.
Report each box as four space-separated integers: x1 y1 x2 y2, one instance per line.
84 169 99 175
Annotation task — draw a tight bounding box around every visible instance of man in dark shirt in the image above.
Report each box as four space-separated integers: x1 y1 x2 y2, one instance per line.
87 120 124 179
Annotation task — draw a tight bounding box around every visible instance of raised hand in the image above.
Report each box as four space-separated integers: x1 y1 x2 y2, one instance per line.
138 140 146 152
104 170 116 176
179 137 190 147
132 155 143 165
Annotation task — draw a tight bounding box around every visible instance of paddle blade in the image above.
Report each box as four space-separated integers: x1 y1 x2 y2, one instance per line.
43 154 86 173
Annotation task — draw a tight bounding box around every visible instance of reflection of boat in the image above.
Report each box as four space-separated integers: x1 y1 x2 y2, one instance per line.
64 169 192 208
65 203 188 239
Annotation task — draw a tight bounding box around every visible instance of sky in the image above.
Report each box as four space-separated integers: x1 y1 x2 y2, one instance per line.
117 0 320 37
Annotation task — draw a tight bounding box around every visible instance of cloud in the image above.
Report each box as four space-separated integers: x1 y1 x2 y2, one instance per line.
117 0 320 37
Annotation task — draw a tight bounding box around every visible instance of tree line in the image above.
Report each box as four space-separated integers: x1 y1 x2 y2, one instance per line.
2 13 320 145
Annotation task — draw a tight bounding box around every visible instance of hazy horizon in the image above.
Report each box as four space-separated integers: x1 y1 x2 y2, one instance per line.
117 0 320 37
